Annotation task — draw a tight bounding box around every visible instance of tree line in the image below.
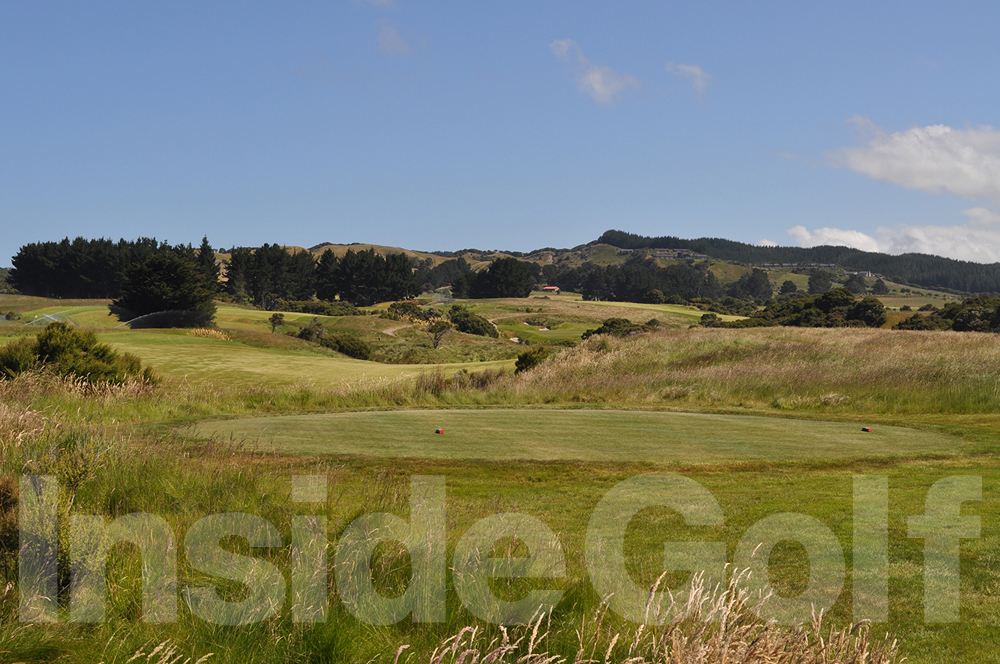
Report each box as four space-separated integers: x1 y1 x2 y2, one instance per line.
7 237 540 315
597 229 1000 294
9 237 201 298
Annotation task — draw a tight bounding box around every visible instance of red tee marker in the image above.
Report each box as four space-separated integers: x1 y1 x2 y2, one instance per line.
862 427 872 432
435 429 444 434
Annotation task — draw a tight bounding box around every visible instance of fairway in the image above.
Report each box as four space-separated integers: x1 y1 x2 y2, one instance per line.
188 409 960 463
99 330 513 385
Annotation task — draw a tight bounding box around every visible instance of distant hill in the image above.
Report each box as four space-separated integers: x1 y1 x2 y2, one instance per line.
596 230 1000 294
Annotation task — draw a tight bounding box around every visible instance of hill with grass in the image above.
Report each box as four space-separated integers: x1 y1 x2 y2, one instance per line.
596 229 1000 294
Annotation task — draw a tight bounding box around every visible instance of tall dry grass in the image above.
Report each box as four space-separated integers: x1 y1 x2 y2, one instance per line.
506 326 1000 414
407 572 898 664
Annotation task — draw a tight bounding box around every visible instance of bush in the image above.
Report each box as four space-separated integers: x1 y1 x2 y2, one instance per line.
515 346 551 373
450 307 498 338
387 300 424 320
0 322 156 383
319 333 372 360
0 336 38 378
582 317 649 339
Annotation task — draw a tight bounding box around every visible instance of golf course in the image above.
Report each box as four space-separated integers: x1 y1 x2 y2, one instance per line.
1 292 999 664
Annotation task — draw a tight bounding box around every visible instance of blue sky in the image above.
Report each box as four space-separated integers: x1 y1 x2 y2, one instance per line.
4 1 1000 265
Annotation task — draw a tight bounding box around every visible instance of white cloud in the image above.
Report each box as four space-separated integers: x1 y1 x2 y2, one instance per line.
788 207 1000 262
548 39 639 105
756 239 779 247
666 62 712 98
787 225 881 253
378 21 412 56
833 117 1000 205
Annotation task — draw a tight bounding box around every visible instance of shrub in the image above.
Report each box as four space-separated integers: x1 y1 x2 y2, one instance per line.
0 322 156 384
515 346 551 373
319 333 372 360
582 317 650 339
387 300 424 320
0 336 38 378
450 307 498 338
297 317 325 342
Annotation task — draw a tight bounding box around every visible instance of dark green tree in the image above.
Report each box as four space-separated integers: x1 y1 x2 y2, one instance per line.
846 297 887 327
808 269 833 294
470 257 535 298
110 253 218 327
779 280 798 294
197 236 220 290
871 278 890 295
729 268 773 301
843 274 868 294
315 249 341 301
224 247 253 301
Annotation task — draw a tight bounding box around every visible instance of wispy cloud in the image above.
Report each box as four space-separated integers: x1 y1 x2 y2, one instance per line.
666 62 712 98
788 207 1000 262
377 21 412 56
549 39 639 105
832 116 1000 205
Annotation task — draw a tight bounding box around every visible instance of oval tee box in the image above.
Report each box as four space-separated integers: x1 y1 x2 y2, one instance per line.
187 410 958 464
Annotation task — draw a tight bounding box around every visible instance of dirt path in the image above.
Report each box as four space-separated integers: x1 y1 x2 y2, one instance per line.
381 325 409 337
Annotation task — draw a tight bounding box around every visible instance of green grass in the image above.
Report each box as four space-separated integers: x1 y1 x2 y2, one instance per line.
97 328 514 385
187 408 960 463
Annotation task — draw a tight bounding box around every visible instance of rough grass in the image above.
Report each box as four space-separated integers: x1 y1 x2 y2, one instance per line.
405 573 899 664
506 326 1000 415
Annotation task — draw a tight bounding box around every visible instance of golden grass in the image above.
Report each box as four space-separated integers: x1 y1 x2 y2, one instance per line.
506 326 1000 414
187 328 231 341
406 572 899 664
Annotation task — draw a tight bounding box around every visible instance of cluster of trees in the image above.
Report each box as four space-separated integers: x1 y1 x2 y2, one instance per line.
227 246 421 308
8 237 213 298
893 297 1000 332
413 257 474 290
315 248 419 307
597 229 1000 294
226 244 316 308
573 262 723 303
111 249 219 328
705 288 887 329
451 257 536 299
